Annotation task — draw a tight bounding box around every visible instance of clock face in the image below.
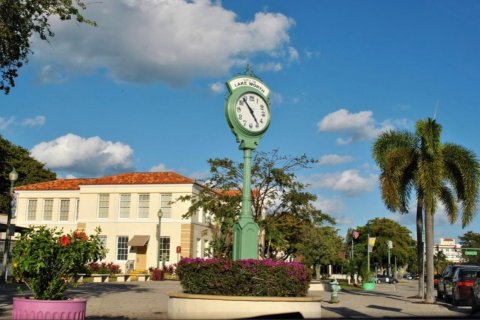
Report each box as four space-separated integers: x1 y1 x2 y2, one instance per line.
235 92 270 133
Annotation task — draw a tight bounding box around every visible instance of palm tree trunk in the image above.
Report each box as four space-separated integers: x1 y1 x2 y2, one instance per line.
425 208 435 303
416 199 424 298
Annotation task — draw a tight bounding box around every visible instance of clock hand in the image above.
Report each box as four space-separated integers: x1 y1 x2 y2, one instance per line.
243 98 259 125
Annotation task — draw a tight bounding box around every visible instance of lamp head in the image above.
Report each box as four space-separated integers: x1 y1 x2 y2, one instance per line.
157 209 163 219
9 167 18 182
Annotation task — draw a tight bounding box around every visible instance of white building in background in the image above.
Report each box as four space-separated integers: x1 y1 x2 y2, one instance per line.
13 172 212 272
435 238 463 263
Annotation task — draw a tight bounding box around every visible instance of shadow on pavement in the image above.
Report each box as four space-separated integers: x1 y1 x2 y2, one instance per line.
65 283 152 299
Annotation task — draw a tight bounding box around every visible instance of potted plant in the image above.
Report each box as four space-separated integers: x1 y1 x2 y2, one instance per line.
359 265 375 291
11 226 105 320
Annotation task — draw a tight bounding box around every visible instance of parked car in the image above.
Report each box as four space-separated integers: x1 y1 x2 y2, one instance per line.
403 273 413 280
471 271 480 312
374 274 398 284
437 264 480 304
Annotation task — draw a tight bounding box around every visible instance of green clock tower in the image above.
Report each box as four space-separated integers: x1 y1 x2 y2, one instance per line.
225 66 271 260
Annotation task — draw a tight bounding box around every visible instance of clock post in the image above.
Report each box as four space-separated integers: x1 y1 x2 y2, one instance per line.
224 67 271 260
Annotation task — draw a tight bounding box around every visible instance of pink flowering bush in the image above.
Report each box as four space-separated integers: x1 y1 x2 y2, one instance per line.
176 258 311 296
12 226 106 300
87 262 121 275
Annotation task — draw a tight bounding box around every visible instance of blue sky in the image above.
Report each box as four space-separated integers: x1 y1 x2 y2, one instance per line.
2 0 480 243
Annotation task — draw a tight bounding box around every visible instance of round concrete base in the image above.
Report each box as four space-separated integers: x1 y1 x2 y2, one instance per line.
167 292 322 319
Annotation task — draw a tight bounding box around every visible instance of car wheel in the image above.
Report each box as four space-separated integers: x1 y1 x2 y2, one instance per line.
452 289 458 306
376 279 381 284
392 279 398 284
472 289 479 313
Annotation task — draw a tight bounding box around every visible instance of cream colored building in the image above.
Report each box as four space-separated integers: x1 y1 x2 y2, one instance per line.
12 172 212 272
435 238 463 263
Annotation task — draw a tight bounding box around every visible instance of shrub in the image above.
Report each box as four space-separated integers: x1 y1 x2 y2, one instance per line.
87 262 121 275
148 264 177 281
176 258 311 297
12 226 105 300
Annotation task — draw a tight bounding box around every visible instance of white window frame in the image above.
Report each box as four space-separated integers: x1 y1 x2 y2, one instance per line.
158 236 170 263
119 194 131 218
59 199 70 221
98 194 109 219
160 193 172 218
43 198 53 221
27 199 37 221
138 194 150 218
116 236 129 261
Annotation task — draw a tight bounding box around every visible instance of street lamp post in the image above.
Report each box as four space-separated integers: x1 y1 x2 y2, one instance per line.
157 209 163 269
387 240 393 278
1 168 18 283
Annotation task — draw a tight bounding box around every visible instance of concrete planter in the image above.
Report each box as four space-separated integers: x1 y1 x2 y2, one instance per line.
167 292 322 319
12 297 87 320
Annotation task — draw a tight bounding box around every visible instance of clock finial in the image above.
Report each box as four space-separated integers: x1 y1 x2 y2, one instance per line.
242 64 260 80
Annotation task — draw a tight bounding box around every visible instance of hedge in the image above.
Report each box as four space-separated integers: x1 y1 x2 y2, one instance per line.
176 258 311 297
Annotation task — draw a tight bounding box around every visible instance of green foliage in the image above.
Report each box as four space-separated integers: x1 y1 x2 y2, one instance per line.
434 251 448 274
176 258 311 297
0 0 96 94
178 150 335 259
459 231 480 265
12 226 106 300
0 135 56 212
372 117 480 302
296 225 345 270
347 218 416 276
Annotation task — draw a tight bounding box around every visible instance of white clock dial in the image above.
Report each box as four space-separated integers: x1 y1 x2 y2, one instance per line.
235 92 270 133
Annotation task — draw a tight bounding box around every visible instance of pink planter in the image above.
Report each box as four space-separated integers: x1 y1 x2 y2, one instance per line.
12 297 87 320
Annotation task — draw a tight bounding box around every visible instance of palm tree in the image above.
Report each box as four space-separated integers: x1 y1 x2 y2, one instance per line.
372 118 480 303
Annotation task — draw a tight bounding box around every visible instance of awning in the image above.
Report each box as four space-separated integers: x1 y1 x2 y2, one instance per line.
128 235 150 246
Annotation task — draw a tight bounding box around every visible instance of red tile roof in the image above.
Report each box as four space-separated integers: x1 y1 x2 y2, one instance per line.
15 172 195 191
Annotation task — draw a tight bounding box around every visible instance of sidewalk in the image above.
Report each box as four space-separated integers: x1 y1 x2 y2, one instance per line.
0 280 478 319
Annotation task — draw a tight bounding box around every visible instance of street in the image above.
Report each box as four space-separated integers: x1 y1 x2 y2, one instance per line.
1 280 479 319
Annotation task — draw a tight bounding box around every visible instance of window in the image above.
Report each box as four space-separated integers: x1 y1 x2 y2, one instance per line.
119 194 131 218
43 199 53 220
59 199 70 221
159 236 170 262
117 236 129 260
27 199 37 220
98 194 109 218
138 194 149 218
76 199 80 220
161 194 172 218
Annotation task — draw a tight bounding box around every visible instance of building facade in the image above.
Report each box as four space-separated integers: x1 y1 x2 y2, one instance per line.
434 238 463 263
12 172 211 272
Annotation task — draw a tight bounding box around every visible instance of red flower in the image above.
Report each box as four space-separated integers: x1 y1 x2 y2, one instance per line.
73 231 88 241
60 235 70 247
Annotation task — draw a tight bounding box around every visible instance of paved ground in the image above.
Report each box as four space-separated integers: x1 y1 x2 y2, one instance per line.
0 280 479 319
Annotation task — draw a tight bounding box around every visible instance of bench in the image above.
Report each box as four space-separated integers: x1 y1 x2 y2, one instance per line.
92 274 110 283
115 274 132 282
136 274 150 282
74 273 86 283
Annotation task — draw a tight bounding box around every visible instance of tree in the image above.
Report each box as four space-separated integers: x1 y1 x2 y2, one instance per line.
459 231 480 265
372 118 480 303
434 251 448 275
178 150 335 259
297 225 345 279
0 0 95 94
0 135 56 212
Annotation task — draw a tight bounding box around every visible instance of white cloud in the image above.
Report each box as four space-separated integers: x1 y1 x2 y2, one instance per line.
209 82 224 94
21 116 46 127
269 91 283 105
318 108 395 144
33 0 295 86
30 133 134 176
257 62 283 72
149 163 170 172
288 46 299 62
0 116 15 130
304 49 320 59
318 154 354 166
306 169 377 195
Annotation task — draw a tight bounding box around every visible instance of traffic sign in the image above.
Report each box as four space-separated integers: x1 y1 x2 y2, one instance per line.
465 251 477 256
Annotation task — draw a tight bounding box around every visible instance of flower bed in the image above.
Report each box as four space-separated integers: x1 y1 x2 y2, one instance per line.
176 258 311 297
